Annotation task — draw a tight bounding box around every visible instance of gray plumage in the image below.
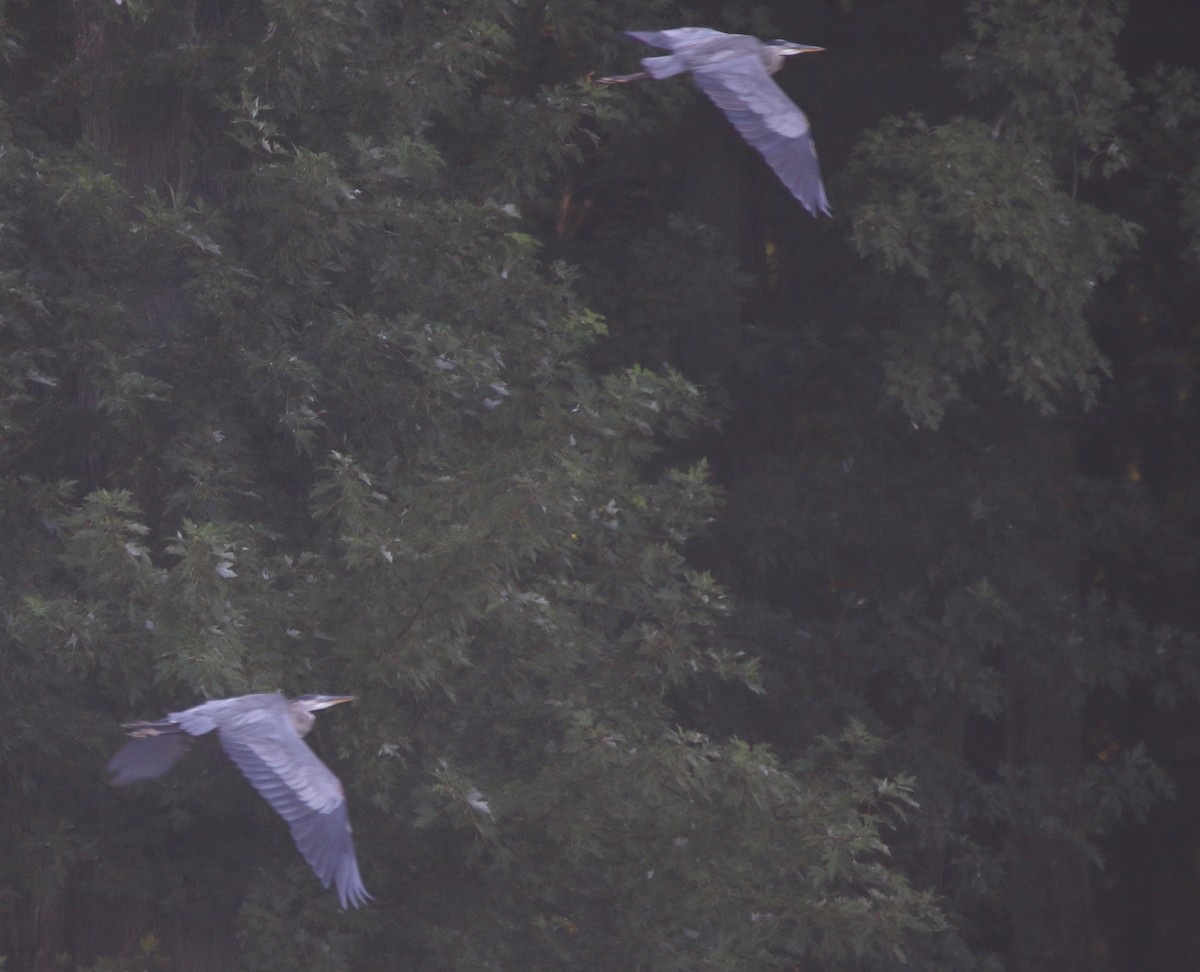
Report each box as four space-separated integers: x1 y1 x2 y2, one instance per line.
109 692 370 909
599 27 830 217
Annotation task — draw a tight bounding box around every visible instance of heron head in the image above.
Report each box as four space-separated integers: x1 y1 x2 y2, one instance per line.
293 694 355 712
769 40 825 57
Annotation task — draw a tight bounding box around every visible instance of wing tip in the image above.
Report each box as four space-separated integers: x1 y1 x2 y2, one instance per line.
334 855 373 909
338 882 374 909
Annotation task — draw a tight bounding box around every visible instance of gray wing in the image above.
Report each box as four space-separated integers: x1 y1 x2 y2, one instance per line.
215 704 370 908
690 54 830 216
108 733 192 785
625 28 733 52
624 29 734 80
169 692 283 735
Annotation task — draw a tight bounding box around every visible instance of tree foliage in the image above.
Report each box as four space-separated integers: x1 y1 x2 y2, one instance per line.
0 1 944 970
3 0 1199 970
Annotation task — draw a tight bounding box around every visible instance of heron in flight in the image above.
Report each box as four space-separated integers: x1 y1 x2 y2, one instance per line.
598 28 830 217
109 693 370 909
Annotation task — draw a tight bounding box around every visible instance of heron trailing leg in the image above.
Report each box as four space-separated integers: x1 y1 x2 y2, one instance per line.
596 70 650 84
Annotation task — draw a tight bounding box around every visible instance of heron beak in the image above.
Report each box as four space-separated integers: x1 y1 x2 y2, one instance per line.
310 695 355 710
775 42 825 56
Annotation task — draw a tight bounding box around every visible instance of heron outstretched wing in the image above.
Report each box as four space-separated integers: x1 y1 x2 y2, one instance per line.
108 732 192 785
213 701 370 909
626 28 729 52
624 29 740 80
689 57 829 216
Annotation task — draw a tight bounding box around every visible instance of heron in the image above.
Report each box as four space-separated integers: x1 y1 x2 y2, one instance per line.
598 28 830 217
108 692 370 909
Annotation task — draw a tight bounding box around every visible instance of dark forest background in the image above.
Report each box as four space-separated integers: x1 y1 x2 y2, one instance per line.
2 0 1199 969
